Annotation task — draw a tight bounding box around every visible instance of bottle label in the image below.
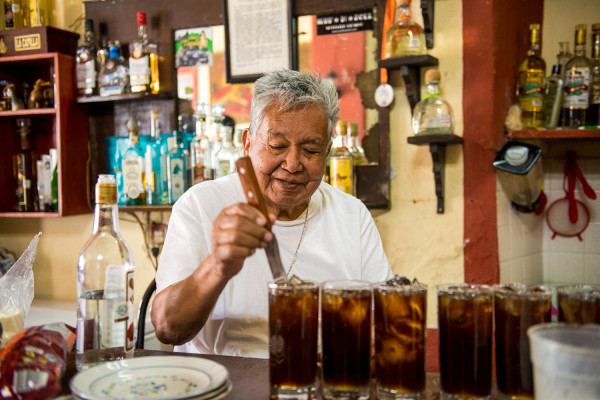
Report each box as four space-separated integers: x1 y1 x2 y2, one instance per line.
123 156 144 199
96 183 117 204
170 158 185 200
76 60 96 90
518 69 545 111
129 55 151 85
103 264 129 348
564 68 590 109
591 70 600 106
330 158 353 194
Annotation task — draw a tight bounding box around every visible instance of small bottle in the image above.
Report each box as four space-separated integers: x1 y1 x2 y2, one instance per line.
385 0 426 58
129 12 159 94
517 23 546 130
96 23 110 71
145 110 168 205
49 148 58 212
562 24 592 129
190 103 208 185
215 126 236 178
233 128 245 159
589 23 600 126
13 117 37 212
76 19 98 97
167 131 187 203
412 69 455 135
329 119 355 196
121 119 146 205
542 65 565 129
76 174 135 371
347 122 368 166
556 41 572 82
98 41 129 97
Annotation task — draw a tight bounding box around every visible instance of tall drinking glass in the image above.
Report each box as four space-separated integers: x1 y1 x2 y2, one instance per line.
321 280 372 400
268 280 319 400
437 284 493 400
493 284 552 400
374 281 427 399
556 284 600 324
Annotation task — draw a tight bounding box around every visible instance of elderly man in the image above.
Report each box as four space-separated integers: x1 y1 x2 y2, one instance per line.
151 69 391 358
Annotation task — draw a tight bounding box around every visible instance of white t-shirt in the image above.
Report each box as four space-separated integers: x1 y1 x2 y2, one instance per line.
155 173 392 358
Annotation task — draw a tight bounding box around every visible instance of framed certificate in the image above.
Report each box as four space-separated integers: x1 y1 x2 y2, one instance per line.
223 0 297 83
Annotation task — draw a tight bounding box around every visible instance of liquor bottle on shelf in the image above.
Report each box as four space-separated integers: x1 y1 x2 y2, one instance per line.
49 148 58 212
96 23 110 71
215 126 235 179
207 104 226 180
145 109 168 205
190 103 209 185
542 65 565 130
589 23 600 126
76 174 135 371
384 0 426 58
517 23 546 130
13 117 37 212
347 122 368 166
167 131 187 204
4 0 24 29
76 19 98 97
129 11 160 94
233 128 245 159
98 41 129 97
412 69 455 135
562 24 592 129
121 119 146 205
329 119 355 196
26 0 51 26
556 41 572 82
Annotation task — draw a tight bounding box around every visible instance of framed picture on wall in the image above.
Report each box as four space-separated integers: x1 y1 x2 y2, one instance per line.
222 0 297 83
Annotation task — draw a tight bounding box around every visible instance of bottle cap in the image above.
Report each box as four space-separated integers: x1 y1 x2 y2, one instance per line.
336 120 347 136
552 64 561 75
96 174 117 204
505 145 529 166
592 23 600 32
424 69 441 84
348 122 359 137
137 12 147 26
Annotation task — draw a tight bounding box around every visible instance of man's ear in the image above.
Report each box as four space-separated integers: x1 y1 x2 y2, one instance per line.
242 128 251 156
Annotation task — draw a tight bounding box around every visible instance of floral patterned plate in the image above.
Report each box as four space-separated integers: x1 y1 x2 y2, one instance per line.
70 356 231 400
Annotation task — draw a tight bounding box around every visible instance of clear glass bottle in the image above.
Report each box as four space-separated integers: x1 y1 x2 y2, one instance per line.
76 174 135 371
129 11 159 94
13 117 36 212
98 41 128 97
562 24 592 129
26 0 51 26
145 109 168 205
329 119 355 196
589 23 600 126
542 65 565 129
347 122 368 165
556 41 572 82
384 0 426 58
76 19 98 97
167 131 187 203
215 126 236 178
412 69 455 135
121 119 146 205
517 23 546 130
207 104 226 180
233 128 245 159
190 103 209 185
96 23 110 71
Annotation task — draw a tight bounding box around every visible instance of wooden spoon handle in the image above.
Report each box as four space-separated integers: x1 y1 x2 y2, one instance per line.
236 156 272 229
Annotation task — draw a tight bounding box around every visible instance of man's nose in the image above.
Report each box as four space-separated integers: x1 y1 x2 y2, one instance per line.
282 147 302 172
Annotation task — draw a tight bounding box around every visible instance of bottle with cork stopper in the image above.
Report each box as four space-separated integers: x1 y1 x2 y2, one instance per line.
412 69 455 135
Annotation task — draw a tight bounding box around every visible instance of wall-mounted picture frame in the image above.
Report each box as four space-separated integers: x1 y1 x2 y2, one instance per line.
222 0 297 84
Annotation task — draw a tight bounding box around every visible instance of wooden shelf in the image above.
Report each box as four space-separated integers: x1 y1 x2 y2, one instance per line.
0 211 60 218
119 205 173 213
509 128 600 139
0 108 56 117
378 54 439 70
77 92 172 104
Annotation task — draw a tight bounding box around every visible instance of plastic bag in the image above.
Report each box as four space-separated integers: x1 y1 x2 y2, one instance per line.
0 233 41 347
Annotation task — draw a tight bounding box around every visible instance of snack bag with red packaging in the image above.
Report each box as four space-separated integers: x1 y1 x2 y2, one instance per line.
0 322 76 399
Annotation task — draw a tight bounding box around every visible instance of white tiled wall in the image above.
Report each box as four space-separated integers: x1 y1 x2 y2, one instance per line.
497 153 600 285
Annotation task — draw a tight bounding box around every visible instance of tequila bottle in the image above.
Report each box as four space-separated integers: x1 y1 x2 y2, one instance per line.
329 119 355 196
215 126 236 178
412 69 455 135
76 174 135 371
76 19 98 96
129 12 159 94
98 42 128 97
517 23 546 130
96 23 109 71
589 23 600 126
542 65 565 130
190 103 209 185
233 128 245 159
385 0 426 58
13 117 36 212
145 109 168 204
121 119 146 205
562 24 592 129
347 122 368 165
167 132 187 203
556 41 572 82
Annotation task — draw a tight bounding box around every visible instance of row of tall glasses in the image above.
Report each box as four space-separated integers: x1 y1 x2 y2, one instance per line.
268 279 599 400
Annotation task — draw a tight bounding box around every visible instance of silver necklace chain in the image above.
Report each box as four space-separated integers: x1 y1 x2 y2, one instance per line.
286 199 310 278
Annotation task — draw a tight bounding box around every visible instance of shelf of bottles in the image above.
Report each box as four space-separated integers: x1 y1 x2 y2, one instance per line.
509 128 600 139
77 92 171 104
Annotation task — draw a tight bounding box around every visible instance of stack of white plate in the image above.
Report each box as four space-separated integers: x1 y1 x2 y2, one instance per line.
70 356 232 400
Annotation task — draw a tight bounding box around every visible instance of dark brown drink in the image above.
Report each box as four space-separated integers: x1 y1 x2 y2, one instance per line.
494 284 552 399
374 282 427 399
321 280 372 400
438 284 493 399
268 281 319 399
557 285 600 324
